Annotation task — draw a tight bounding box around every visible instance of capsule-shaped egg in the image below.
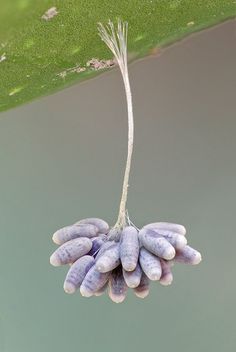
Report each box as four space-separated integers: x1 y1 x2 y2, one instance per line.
160 259 173 286
120 226 139 271
123 263 142 288
95 242 120 273
50 237 92 266
143 222 186 235
108 267 128 303
134 272 150 298
174 245 202 265
63 255 95 294
147 229 187 250
80 265 110 297
139 247 162 281
94 282 108 296
139 229 175 260
76 218 109 234
52 224 98 245
88 235 106 256
95 241 116 260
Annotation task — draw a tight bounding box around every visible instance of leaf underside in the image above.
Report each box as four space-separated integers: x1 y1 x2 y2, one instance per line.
0 0 235 113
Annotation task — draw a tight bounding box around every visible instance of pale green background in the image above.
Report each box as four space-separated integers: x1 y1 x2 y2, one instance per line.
0 21 235 352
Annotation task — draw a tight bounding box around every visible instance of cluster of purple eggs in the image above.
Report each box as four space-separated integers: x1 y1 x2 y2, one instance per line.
50 218 201 303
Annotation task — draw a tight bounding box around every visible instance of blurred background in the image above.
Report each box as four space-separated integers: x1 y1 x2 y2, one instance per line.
0 20 235 352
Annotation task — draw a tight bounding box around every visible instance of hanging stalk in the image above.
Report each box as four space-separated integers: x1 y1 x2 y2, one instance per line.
98 20 133 232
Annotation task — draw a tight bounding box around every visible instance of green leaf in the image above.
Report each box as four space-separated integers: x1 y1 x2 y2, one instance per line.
0 0 235 112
